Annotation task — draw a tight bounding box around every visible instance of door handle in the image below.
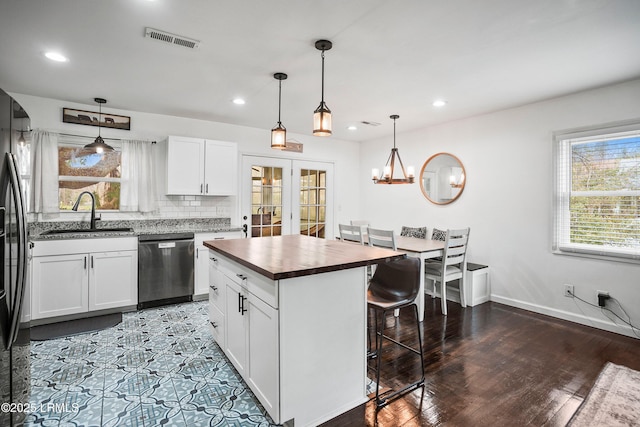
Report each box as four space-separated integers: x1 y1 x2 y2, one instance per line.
209 321 218 329
84 256 87 269
209 285 218 291
200 183 204 194
91 255 94 269
242 223 248 238
206 183 209 193
236 273 247 281
238 292 242 313
240 295 248 315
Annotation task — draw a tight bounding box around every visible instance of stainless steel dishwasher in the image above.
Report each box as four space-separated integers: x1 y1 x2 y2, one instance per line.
138 232 195 309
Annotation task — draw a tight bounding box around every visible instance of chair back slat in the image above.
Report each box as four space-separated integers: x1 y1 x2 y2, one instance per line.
442 228 471 267
367 227 397 251
339 224 364 244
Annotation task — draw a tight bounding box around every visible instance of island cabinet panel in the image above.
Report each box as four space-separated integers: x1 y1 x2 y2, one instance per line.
205 235 403 426
217 258 280 421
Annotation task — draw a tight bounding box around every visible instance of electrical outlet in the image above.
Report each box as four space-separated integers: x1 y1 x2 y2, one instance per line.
597 290 610 307
564 284 574 297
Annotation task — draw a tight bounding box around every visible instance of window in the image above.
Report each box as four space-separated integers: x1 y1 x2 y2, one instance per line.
554 120 640 261
299 169 326 238
58 137 122 211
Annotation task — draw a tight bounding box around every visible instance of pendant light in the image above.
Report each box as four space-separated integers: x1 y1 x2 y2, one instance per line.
313 40 332 136
271 72 288 149
371 115 415 184
84 97 114 153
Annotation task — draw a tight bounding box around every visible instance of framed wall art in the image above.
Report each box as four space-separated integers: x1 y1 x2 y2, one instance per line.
62 107 130 130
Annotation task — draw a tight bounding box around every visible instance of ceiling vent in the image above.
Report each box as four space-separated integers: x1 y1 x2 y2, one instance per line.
144 27 201 49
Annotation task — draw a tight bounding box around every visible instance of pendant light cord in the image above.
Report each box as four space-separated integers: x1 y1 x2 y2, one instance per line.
393 117 396 149
320 50 325 104
277 78 282 125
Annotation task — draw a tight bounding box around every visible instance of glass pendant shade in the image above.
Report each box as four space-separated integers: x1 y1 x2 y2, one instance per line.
271 123 286 149
84 97 114 154
313 102 332 136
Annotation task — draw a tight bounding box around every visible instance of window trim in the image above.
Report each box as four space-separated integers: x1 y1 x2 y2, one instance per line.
553 118 640 263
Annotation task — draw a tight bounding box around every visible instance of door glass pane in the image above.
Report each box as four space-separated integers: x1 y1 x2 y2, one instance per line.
299 168 327 239
251 166 284 237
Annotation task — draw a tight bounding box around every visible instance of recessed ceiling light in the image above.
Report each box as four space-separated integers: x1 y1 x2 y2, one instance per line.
347 125 357 131
44 51 68 62
232 98 246 105
432 99 447 107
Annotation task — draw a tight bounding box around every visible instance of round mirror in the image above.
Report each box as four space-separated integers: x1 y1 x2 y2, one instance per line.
419 152 466 204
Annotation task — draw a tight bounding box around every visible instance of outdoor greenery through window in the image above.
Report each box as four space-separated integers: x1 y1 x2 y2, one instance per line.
59 142 122 211
555 121 640 260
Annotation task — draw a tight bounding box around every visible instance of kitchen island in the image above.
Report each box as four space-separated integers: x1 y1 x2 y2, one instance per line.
204 235 404 426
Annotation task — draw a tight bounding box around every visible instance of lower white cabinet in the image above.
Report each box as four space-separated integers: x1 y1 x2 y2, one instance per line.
194 231 242 296
31 253 89 318
31 237 138 321
211 255 279 421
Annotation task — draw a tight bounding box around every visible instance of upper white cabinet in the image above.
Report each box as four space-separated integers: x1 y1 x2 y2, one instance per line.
166 136 237 196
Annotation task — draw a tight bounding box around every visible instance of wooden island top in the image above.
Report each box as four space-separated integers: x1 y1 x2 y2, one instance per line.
204 234 404 280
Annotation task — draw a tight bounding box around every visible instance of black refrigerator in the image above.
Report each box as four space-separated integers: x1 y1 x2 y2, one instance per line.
0 89 30 427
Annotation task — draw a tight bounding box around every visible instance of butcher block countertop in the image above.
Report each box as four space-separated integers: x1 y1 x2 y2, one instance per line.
204 234 404 280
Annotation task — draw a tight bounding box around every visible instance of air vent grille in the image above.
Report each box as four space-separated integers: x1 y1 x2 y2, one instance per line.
145 27 200 49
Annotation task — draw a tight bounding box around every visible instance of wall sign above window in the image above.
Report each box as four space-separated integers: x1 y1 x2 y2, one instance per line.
62 107 131 131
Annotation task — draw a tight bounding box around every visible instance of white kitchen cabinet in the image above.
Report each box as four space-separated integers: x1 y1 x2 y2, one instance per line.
31 237 138 322
31 253 89 319
166 136 237 196
89 250 138 311
194 231 242 296
214 256 279 421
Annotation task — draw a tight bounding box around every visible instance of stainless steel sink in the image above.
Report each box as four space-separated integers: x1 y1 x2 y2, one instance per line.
40 227 134 235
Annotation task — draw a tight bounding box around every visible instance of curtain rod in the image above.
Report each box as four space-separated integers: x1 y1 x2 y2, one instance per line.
58 132 156 144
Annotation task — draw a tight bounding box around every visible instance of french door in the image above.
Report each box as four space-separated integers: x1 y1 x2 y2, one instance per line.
241 156 334 240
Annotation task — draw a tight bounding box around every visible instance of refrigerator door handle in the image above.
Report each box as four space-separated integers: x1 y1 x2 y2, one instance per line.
5 153 28 349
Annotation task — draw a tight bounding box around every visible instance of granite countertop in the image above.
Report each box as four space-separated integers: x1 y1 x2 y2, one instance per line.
30 218 242 241
205 234 404 280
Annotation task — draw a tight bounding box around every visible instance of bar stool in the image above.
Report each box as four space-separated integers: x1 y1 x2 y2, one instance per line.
367 257 425 408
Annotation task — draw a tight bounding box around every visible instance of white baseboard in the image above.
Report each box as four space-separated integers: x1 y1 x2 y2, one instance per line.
490 294 638 339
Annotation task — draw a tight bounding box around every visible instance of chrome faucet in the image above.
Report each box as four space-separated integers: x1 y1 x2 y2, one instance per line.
72 191 100 229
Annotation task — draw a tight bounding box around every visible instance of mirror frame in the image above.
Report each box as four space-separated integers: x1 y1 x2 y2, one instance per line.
419 152 466 205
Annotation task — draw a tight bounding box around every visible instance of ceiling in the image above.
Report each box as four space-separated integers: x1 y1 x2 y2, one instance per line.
1 0 639 142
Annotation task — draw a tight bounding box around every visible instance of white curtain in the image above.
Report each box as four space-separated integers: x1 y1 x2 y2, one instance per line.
120 139 158 212
30 130 59 213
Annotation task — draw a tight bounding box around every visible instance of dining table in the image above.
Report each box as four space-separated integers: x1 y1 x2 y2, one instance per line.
393 236 445 321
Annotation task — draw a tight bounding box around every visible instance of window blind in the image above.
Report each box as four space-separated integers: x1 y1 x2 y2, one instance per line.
555 126 640 260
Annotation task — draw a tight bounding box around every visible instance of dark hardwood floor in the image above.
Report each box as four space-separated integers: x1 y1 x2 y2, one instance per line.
322 299 640 427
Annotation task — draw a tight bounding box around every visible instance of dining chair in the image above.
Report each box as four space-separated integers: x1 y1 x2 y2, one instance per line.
350 219 370 236
424 227 471 316
367 257 425 407
367 227 397 250
338 223 364 244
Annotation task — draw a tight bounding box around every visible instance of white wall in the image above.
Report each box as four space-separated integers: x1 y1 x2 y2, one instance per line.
11 93 362 232
359 78 640 338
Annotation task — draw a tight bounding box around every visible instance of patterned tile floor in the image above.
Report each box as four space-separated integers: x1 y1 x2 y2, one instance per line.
25 301 278 427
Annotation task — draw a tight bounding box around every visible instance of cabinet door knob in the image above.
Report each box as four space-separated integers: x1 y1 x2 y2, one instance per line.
210 257 217 262
236 273 247 280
